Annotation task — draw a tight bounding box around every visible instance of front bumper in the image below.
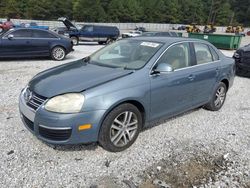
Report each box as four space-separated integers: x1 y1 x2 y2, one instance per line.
19 90 106 144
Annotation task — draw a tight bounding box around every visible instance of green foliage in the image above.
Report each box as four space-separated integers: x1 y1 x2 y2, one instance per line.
0 0 249 26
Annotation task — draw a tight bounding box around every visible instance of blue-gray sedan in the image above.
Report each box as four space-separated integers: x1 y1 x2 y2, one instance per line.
19 37 235 152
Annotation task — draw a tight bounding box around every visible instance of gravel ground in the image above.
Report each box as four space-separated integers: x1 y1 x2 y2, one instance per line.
0 38 250 188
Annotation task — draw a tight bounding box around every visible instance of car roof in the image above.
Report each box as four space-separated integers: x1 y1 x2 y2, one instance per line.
5 28 60 37
10 28 48 32
128 36 209 45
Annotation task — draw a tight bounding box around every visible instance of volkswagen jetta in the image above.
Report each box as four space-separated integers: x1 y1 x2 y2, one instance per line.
19 37 235 152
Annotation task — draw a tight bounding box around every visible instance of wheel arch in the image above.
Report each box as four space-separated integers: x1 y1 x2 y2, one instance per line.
70 35 79 39
50 44 66 52
97 99 147 138
220 78 229 91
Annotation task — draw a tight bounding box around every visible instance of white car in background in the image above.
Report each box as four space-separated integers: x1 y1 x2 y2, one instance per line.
122 30 142 38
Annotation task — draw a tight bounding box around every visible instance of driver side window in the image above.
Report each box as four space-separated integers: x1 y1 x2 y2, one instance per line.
157 43 191 70
82 26 93 32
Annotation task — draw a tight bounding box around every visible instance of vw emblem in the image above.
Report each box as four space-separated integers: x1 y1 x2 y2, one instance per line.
24 88 32 102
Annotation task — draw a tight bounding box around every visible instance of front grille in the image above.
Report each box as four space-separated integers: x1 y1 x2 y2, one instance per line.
39 126 72 141
22 114 34 131
26 91 47 111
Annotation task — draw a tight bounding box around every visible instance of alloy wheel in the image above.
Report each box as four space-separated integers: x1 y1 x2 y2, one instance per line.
52 47 65 61
110 111 138 147
214 86 226 108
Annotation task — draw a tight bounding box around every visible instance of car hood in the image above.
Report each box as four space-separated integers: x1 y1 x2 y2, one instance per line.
58 17 77 30
29 60 133 98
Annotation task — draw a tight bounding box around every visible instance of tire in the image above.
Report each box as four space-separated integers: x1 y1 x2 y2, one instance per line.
70 36 79 45
98 41 105 45
51 46 66 61
106 38 114 45
99 103 142 152
204 82 227 111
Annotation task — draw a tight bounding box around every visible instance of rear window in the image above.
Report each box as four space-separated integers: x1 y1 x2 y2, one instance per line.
209 46 220 61
11 30 32 38
194 43 213 64
32 30 56 38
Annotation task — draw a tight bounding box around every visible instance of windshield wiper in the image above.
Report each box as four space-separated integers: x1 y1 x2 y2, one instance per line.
121 65 135 71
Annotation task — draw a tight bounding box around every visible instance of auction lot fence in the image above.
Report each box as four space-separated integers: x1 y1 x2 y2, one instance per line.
1 18 249 33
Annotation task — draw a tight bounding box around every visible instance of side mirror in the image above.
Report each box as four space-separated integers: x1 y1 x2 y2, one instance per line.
8 34 14 40
153 63 173 74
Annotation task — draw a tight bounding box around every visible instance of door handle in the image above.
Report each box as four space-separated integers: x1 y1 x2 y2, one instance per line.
188 74 195 81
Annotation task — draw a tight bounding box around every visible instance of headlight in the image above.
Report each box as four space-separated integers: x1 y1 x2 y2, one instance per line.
45 93 85 113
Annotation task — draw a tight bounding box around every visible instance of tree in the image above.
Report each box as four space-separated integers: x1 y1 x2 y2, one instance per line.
121 0 143 22
216 1 232 25
73 0 107 22
49 0 73 20
0 0 249 26
164 0 180 23
26 0 51 19
107 0 124 22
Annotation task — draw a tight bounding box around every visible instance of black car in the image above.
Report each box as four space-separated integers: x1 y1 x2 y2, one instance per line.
233 44 250 77
57 17 120 45
0 28 73 60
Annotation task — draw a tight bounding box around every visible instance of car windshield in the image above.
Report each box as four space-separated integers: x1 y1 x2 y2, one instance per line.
88 39 163 70
76 24 83 30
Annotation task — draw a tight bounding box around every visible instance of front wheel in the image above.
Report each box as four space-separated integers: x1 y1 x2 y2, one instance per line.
99 103 142 152
204 82 227 111
51 46 66 61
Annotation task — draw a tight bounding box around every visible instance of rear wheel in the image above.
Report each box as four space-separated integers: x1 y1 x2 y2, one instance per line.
99 103 142 152
70 36 79 45
106 38 114 44
51 46 66 61
98 41 105 45
204 82 227 111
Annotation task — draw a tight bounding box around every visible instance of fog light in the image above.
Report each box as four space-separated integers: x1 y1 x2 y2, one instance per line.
78 124 92 131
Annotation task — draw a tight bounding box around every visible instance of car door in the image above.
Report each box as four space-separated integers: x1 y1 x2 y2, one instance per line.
31 30 56 56
190 42 220 106
0 29 33 57
80 25 94 41
150 42 197 121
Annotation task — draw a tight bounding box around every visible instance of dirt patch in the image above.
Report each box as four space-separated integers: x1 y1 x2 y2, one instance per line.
139 152 230 188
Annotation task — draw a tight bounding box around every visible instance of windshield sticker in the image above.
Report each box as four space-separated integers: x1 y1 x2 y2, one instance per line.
140 42 160 48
